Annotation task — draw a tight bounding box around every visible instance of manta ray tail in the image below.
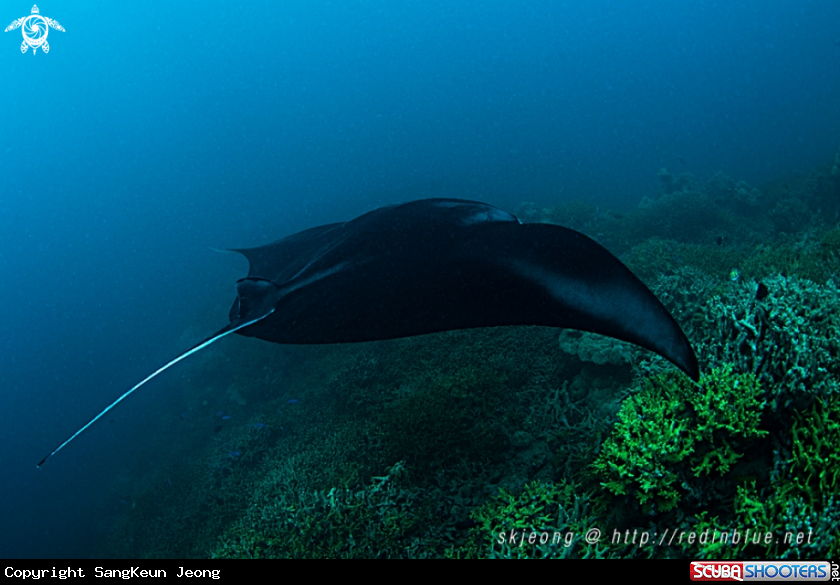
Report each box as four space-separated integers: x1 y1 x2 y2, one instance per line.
36 313 272 468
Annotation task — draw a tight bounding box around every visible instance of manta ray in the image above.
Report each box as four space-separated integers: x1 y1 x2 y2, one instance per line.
38 198 698 466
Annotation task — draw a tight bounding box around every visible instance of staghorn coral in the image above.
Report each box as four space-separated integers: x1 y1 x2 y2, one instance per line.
452 480 605 559
699 275 840 410
212 461 442 559
591 366 766 515
688 396 840 560
778 397 840 514
98 158 840 559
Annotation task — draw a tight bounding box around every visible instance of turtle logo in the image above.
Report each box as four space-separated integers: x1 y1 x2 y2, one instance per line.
5 5 64 55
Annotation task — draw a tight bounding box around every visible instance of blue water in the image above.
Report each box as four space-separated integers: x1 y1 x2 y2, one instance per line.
1 0 838 558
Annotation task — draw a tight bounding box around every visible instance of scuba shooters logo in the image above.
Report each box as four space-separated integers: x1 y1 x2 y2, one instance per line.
692 563 744 582
5 5 64 54
690 561 832 581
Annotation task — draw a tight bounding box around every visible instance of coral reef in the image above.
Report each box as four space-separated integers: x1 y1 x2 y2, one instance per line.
558 330 638 367
592 366 766 515
699 275 840 410
453 480 604 559
98 160 840 559
212 461 440 559
688 396 840 559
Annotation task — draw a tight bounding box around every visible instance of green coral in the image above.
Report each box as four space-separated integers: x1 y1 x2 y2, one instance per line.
592 366 766 514
781 397 840 511
727 484 840 559
691 481 840 560
452 480 605 559
98 160 840 559
672 396 840 560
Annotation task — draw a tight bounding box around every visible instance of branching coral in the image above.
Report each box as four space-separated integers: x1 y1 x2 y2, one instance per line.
212 461 439 559
453 480 604 559
591 366 766 514
700 275 840 410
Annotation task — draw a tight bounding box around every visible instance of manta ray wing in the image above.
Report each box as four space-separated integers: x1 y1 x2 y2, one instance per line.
38 198 698 466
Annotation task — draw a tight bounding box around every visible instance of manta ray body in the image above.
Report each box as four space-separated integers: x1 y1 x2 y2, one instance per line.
38 198 698 466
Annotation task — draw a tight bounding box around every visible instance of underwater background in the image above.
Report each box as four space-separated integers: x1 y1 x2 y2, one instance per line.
1 0 839 559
